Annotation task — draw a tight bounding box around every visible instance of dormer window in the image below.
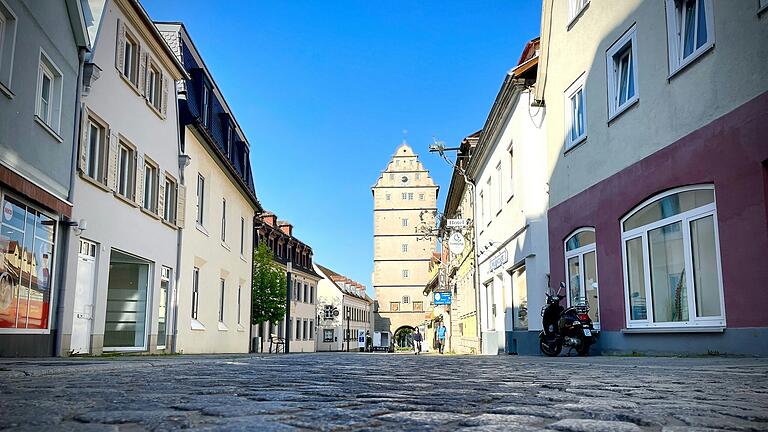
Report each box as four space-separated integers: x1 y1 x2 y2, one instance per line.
227 124 233 157
201 84 210 127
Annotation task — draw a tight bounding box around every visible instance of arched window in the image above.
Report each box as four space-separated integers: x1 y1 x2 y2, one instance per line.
564 228 600 329
621 185 724 328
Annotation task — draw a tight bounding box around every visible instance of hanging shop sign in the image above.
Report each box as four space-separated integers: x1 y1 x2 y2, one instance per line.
435 267 450 293
433 292 452 305
447 232 466 254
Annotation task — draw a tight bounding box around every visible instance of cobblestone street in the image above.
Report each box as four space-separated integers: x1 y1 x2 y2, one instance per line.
0 354 767 431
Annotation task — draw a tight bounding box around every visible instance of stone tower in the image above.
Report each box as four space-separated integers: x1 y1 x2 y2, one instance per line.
372 142 438 346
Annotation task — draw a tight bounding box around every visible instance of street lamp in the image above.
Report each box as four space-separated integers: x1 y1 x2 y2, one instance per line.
346 308 351 352
285 261 292 354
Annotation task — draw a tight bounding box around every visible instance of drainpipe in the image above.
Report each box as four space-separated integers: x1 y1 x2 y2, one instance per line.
465 178 481 355
54 46 87 357
171 88 190 354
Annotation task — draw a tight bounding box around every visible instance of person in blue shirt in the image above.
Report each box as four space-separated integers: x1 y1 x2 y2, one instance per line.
437 324 447 354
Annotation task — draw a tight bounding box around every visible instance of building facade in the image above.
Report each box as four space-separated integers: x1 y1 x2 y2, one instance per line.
253 212 320 353
57 0 187 356
372 142 438 348
468 39 550 355
315 264 372 352
537 0 768 355
0 0 89 356
438 132 481 355
157 23 261 354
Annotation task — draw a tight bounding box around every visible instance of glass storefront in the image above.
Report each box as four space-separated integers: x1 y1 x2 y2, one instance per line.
104 250 150 349
0 196 56 331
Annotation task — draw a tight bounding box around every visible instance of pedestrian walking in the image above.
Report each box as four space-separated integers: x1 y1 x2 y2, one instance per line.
437 324 447 354
413 328 423 355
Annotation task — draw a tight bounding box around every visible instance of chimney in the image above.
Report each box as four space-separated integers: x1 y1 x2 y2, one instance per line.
277 220 293 237
261 211 277 227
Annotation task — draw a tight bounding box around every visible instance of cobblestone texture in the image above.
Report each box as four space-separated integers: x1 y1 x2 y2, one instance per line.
0 354 766 431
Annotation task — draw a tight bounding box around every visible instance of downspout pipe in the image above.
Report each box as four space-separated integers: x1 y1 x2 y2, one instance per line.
171 89 190 354
54 46 87 357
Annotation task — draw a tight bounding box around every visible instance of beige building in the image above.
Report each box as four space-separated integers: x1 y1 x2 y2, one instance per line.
158 23 261 354
252 212 320 354
372 142 437 348
315 264 372 352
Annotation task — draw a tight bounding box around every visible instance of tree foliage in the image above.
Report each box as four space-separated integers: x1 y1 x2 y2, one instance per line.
251 241 286 325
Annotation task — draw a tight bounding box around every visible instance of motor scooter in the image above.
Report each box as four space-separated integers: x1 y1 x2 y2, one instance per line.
539 282 595 356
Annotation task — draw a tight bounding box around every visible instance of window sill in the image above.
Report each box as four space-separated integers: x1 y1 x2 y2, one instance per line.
566 3 590 31
667 43 714 81
79 172 111 193
607 97 639 124
221 241 231 252
145 98 165 119
191 319 206 331
237 324 245 332
240 255 248 263
34 116 64 143
218 322 229 331
162 219 178 230
622 326 725 334
564 135 587 154
196 223 209 237
140 206 161 221
119 72 142 98
760 4 768 16
114 192 138 208
0 81 13 99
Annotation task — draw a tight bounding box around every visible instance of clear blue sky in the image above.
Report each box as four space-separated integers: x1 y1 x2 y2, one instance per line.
144 1 542 298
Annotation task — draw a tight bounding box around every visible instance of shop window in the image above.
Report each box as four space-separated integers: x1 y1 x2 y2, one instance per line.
0 196 56 331
323 328 333 342
511 266 528 330
564 228 600 328
158 267 171 348
104 250 150 349
621 186 724 328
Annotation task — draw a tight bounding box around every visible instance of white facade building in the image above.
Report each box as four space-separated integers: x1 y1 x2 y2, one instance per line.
468 39 549 355
58 0 187 355
315 264 372 352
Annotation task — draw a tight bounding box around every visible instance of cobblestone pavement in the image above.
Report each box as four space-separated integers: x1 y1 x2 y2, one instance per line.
1 353 767 431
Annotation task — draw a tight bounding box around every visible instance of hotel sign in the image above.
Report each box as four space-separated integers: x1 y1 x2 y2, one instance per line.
446 218 467 228
490 249 508 271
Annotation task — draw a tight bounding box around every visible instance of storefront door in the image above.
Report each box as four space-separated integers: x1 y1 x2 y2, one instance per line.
103 250 150 351
72 240 97 354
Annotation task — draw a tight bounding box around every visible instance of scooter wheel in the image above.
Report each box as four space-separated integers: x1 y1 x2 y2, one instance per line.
540 338 562 357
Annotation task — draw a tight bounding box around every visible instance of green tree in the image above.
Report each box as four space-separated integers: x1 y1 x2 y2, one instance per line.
251 241 287 326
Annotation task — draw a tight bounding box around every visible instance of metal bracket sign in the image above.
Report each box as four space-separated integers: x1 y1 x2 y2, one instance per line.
434 292 452 305
446 218 467 228
435 267 450 293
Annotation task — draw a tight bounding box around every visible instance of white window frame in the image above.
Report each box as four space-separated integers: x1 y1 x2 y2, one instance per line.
605 25 639 122
568 0 590 26
402 296 410 304
163 176 177 223
495 162 503 209
564 73 587 149
85 115 108 183
122 32 139 86
401 243 408 253
564 227 600 330
201 84 210 127
0 1 17 94
401 218 408 227
142 158 158 212
147 62 162 110
665 0 715 77
116 141 135 200
218 278 225 323
35 50 63 135
507 141 515 199
620 185 726 330
191 267 200 320
760 0 768 14
221 198 227 243
196 174 205 226
240 217 245 256
402 269 409 278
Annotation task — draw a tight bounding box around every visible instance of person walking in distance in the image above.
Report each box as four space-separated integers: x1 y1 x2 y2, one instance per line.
437 324 447 354
413 328 423 355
